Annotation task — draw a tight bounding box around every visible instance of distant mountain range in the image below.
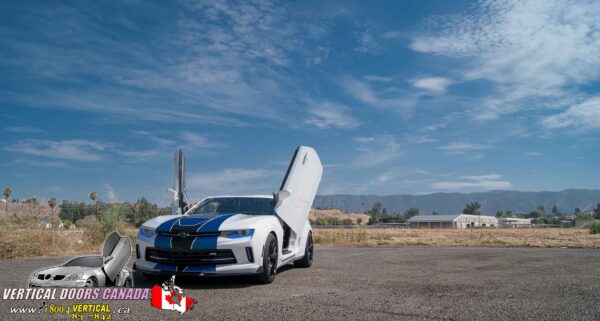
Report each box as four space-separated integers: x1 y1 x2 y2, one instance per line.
313 189 600 215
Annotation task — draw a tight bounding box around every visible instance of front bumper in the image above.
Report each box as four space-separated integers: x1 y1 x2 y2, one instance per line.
136 234 262 276
29 279 87 287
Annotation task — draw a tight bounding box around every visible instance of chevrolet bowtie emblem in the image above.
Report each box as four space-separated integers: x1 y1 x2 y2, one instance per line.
177 232 189 237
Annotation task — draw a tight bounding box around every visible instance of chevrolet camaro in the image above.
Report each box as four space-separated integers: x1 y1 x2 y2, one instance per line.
135 146 322 283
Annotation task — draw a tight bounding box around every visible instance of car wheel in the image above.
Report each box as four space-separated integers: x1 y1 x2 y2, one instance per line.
257 233 278 284
294 232 313 268
84 277 98 287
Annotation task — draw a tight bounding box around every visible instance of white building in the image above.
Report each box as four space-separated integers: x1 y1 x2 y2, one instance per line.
407 214 498 229
498 217 532 227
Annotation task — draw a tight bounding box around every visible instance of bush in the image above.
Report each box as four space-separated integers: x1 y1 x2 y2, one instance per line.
589 222 600 234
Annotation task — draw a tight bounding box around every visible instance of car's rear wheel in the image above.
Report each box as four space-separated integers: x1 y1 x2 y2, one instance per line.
85 277 98 287
257 233 278 284
294 232 313 268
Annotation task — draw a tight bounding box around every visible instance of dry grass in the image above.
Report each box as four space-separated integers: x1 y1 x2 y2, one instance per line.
0 218 138 260
309 209 370 225
2 217 599 261
313 228 600 248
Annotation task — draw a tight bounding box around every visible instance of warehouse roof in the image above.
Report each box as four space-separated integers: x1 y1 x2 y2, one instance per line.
407 214 461 222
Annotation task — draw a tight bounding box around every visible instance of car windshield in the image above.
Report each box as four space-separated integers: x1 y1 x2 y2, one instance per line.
63 256 103 267
190 197 275 216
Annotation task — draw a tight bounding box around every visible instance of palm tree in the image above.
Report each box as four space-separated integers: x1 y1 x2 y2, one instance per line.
89 192 97 221
48 197 57 227
3 187 12 212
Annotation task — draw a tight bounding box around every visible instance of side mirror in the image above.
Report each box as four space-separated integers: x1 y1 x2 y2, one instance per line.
165 188 177 200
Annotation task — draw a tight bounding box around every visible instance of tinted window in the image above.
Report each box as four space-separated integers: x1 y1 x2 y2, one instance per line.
191 198 274 216
64 256 103 267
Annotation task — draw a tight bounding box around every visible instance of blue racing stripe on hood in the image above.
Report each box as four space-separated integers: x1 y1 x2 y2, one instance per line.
197 214 236 232
191 214 236 250
155 217 180 232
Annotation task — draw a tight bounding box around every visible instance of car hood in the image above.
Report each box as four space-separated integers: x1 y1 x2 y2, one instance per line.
143 213 263 233
36 266 94 276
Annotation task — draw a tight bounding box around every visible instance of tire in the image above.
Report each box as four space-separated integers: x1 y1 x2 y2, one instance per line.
257 233 278 284
84 277 98 287
294 232 313 268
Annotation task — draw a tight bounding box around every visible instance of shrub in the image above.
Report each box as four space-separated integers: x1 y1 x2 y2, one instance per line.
589 222 600 234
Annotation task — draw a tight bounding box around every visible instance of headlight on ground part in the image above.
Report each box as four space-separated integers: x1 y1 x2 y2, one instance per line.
139 227 156 238
64 272 83 281
220 229 255 239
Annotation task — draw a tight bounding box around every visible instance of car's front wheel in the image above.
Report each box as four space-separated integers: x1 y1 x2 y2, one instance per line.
84 277 98 287
294 232 313 268
257 233 278 284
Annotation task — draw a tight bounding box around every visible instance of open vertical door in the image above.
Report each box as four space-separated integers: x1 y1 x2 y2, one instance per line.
102 232 131 283
274 146 323 235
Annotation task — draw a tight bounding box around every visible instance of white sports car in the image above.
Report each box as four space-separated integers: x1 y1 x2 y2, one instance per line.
29 232 133 287
135 146 322 283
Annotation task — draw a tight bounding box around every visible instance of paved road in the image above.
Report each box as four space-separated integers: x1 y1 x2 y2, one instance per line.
1 247 599 321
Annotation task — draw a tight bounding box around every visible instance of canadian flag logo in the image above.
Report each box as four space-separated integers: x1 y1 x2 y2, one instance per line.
150 276 198 314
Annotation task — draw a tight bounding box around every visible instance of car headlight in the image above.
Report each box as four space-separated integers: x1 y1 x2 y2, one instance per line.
64 272 83 281
139 227 156 238
220 229 254 239
30 272 38 280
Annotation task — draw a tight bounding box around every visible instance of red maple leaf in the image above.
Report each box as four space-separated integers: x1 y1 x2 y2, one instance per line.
165 291 182 305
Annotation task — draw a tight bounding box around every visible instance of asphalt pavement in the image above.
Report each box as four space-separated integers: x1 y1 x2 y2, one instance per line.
1 247 599 321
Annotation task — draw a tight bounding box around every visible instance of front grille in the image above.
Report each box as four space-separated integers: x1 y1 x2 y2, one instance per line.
37 274 44 280
53 275 65 280
145 248 236 266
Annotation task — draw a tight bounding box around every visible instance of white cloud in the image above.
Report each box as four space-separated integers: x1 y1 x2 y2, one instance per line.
304 102 359 129
355 25 379 54
0 1 355 128
351 134 400 168
17 159 67 168
526 151 543 157
382 31 402 39
412 77 452 93
187 168 279 196
180 132 216 149
411 0 600 122
439 142 487 154
459 174 502 181
363 75 394 82
6 139 109 161
340 76 416 115
431 173 512 190
5 126 48 134
541 97 600 129
414 136 436 143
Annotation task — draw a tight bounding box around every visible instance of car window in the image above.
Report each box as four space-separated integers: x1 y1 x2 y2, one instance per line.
191 197 274 216
64 256 103 267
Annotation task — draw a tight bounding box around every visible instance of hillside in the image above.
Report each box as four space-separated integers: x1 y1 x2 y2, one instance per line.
314 189 600 215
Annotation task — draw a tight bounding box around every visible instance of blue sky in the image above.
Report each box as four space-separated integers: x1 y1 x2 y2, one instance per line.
1 0 600 204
